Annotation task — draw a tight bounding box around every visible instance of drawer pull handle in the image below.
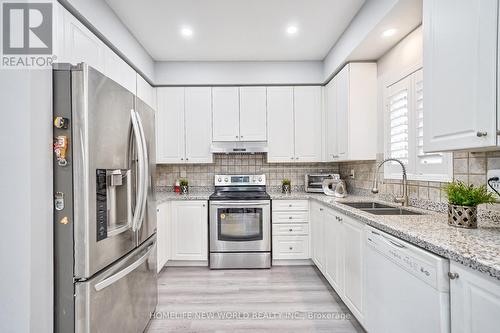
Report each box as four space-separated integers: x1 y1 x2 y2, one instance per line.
289 229 293 232
289 247 293 250
448 272 459 280
289 204 292 207
289 216 293 219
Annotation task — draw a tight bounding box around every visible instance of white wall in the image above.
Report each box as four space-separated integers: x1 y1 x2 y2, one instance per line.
154 61 324 85
376 26 423 153
0 70 53 333
59 0 155 82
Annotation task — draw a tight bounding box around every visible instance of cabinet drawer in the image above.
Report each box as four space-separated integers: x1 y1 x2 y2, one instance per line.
272 236 310 260
273 200 309 211
273 223 309 236
272 211 309 224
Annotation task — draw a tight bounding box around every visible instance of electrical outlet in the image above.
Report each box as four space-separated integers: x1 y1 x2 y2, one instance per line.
486 169 500 199
350 169 355 179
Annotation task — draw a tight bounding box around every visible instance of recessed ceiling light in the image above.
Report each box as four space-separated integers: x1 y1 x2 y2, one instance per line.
181 27 193 38
382 28 397 38
286 25 298 35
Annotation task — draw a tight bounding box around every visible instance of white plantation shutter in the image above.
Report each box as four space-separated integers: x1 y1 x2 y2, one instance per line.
388 87 409 165
385 68 452 182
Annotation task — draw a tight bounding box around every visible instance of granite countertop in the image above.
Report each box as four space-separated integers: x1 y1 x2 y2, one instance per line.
156 190 211 203
272 191 500 281
157 188 500 280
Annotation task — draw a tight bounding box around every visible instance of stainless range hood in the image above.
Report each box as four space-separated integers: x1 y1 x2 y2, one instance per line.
210 141 268 154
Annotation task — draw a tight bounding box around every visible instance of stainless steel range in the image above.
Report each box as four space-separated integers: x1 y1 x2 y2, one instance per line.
209 174 271 269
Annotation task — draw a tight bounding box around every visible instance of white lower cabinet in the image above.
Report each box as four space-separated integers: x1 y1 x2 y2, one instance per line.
310 201 365 323
170 201 208 261
324 208 344 292
310 201 325 270
156 201 170 272
272 200 310 261
450 262 500 333
341 214 364 321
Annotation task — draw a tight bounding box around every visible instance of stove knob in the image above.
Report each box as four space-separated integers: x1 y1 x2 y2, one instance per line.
224 177 228 182
217 177 222 182
258 177 262 182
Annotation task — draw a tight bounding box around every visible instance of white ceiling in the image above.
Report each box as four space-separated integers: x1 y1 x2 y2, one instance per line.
105 0 366 61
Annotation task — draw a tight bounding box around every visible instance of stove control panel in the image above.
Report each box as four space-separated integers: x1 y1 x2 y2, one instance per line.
214 174 266 186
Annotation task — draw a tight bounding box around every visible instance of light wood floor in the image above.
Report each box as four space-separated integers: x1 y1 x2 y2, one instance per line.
146 265 365 333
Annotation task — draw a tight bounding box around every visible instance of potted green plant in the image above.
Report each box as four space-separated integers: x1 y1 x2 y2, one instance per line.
281 178 291 194
179 178 189 195
443 181 496 228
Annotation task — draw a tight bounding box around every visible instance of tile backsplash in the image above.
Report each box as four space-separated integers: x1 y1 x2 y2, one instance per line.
156 153 339 191
156 151 500 212
338 151 500 212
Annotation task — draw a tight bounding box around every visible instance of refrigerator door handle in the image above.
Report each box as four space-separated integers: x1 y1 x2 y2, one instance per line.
135 110 149 232
94 243 154 292
130 109 145 232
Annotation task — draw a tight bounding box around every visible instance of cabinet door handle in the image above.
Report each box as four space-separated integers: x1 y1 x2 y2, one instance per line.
288 204 292 207
202 204 206 207
289 247 293 250
448 272 459 280
295 157 299 160
185 158 189 161
477 131 488 137
319 208 323 211
240 136 243 139
236 135 239 139
180 158 184 160
291 157 294 160
289 228 293 232
288 216 293 219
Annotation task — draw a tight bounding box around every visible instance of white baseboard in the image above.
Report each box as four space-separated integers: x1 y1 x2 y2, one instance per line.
272 259 314 266
165 260 208 267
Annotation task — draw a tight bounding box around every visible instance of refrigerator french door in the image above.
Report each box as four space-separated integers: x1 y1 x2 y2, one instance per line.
53 63 157 333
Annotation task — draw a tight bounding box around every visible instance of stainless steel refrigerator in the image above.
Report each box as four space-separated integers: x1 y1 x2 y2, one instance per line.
53 63 157 333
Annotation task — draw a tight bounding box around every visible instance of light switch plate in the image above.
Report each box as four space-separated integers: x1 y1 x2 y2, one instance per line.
486 169 500 199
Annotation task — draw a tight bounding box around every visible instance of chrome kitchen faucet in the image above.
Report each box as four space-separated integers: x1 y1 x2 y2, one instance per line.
371 158 409 207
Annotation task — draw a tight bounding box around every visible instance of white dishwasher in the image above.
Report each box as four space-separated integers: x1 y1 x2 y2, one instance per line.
365 225 450 333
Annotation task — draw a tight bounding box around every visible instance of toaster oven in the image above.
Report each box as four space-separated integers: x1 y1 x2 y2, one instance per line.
305 173 340 193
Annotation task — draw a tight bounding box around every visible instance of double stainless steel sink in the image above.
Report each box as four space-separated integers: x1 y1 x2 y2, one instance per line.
340 202 423 215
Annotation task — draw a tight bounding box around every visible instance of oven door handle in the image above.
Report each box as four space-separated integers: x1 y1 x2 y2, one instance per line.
210 202 270 207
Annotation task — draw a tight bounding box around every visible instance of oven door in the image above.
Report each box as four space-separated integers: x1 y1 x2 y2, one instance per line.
210 200 270 252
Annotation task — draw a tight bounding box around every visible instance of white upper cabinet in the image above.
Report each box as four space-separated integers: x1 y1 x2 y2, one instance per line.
156 88 185 163
104 48 136 94
294 86 322 162
185 88 213 163
239 87 267 141
325 78 338 160
156 87 213 164
267 87 295 162
324 63 377 162
423 0 499 151
136 74 156 110
212 87 240 141
267 86 322 163
212 87 267 142
58 5 106 73
335 67 349 159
